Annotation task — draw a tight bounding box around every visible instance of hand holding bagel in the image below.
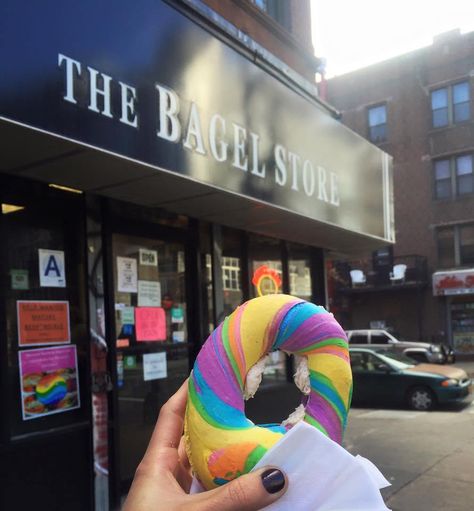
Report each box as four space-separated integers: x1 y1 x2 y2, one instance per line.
122 381 288 511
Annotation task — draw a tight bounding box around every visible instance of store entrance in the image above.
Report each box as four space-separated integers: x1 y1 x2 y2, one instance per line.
110 231 190 496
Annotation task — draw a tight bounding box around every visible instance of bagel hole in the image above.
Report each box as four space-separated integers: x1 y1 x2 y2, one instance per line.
244 353 309 427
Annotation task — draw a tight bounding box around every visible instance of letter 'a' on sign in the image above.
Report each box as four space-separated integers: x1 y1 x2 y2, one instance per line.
38 249 66 287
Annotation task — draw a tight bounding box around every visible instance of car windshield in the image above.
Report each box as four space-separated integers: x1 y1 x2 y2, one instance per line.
374 350 417 369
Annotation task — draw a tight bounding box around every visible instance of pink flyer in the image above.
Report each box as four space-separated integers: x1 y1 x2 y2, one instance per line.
18 345 80 420
135 307 166 341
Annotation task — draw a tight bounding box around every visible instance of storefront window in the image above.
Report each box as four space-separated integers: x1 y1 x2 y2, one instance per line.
288 243 312 300
1 181 89 438
222 228 244 318
250 235 283 298
451 300 474 354
112 233 189 492
249 234 286 385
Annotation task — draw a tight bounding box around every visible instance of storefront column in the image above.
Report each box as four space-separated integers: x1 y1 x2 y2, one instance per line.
210 224 224 326
85 194 111 511
310 247 326 307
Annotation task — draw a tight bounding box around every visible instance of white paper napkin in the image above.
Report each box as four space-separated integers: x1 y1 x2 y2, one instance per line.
190 421 391 511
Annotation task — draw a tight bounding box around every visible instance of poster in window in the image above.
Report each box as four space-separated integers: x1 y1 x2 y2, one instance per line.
18 345 80 420
138 280 161 307
143 352 167 381
139 248 158 267
17 300 70 347
117 256 138 293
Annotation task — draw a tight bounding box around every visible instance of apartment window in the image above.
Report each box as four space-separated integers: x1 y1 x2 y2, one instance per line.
431 81 470 128
433 154 474 199
456 155 474 195
368 104 387 143
437 223 474 267
437 227 456 268
453 82 470 122
434 159 451 199
251 0 291 30
460 225 474 265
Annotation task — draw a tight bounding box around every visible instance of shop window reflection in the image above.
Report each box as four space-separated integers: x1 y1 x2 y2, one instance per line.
288 243 312 300
249 234 286 386
222 228 244 318
111 233 189 491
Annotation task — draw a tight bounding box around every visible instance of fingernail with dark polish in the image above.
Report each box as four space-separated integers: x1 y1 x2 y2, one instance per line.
261 469 285 494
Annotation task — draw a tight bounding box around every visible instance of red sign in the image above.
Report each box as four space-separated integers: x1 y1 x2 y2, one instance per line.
433 270 474 296
135 307 166 341
17 301 70 346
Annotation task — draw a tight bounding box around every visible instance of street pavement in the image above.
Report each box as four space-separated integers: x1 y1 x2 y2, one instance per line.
344 399 474 510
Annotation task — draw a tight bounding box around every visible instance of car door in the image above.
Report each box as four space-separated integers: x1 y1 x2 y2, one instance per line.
351 352 403 405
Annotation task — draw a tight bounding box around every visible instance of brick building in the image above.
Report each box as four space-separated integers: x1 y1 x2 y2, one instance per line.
325 29 474 355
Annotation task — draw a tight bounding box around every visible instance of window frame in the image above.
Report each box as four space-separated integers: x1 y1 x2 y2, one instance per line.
436 223 474 268
250 0 291 31
433 153 474 200
430 80 471 128
367 103 387 143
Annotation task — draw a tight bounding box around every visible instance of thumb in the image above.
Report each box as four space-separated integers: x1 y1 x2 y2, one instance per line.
197 467 287 511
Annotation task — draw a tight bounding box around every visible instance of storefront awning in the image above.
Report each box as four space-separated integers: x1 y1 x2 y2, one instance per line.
0 0 394 253
433 269 474 296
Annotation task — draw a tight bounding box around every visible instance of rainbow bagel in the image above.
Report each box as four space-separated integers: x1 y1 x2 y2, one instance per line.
184 294 352 490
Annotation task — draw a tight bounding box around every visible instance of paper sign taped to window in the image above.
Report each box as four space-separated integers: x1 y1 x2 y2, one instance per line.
139 249 158 267
17 301 70 346
143 352 167 381
138 280 161 307
117 257 138 293
135 307 166 341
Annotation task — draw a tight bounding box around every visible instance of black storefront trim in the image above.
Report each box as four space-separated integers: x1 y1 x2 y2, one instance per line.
0 208 9 446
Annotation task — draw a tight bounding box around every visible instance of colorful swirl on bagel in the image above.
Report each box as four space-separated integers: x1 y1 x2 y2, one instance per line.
184 294 352 490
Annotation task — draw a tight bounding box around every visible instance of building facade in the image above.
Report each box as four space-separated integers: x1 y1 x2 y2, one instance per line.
0 1 392 509
326 29 474 356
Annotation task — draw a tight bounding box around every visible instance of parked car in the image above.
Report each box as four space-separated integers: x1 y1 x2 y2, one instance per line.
345 329 447 364
349 348 472 410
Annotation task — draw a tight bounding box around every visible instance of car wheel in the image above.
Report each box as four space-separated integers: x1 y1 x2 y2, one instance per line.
407 387 436 411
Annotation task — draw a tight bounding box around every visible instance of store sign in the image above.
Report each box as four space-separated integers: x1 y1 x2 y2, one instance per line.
0 0 394 243
432 269 474 296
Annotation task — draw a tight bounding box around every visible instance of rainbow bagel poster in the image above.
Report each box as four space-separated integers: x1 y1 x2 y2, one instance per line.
18 345 80 420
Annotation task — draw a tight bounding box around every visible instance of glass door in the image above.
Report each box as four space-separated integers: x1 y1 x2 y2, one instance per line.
111 233 189 494
248 234 286 385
